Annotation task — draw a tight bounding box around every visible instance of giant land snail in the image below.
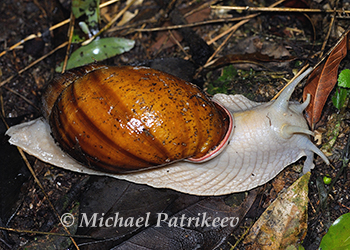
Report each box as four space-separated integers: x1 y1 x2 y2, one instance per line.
6 64 329 196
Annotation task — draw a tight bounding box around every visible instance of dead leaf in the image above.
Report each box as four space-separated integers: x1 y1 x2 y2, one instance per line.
116 192 258 250
150 22 183 51
271 168 299 195
117 10 139 26
74 177 258 249
150 7 210 52
303 31 349 129
243 172 311 250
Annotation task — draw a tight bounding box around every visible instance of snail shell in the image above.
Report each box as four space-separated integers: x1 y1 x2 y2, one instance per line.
42 64 233 173
6 66 329 195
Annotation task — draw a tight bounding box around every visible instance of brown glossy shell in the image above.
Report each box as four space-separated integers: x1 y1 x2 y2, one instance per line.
42 64 230 173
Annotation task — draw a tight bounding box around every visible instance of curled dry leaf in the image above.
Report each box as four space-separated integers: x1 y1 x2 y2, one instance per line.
303 31 349 129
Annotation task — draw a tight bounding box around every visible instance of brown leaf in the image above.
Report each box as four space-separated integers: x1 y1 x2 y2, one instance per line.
243 172 311 250
150 7 210 52
74 177 259 249
303 32 349 129
117 191 258 250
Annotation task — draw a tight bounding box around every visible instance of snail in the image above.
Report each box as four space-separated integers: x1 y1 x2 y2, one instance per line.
6 64 329 196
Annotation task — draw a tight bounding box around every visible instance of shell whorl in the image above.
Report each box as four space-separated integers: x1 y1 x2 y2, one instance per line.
42 64 107 120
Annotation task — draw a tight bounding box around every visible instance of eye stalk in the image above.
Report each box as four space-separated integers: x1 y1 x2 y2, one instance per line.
280 123 315 139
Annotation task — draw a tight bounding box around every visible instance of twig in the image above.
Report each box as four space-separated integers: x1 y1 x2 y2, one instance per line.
168 30 191 59
207 15 258 45
319 0 340 58
0 33 43 58
100 0 119 8
0 0 120 58
62 13 75 74
271 64 310 100
201 0 286 70
272 26 349 101
204 20 249 68
313 27 350 70
211 5 350 14
0 226 96 239
132 16 254 32
18 151 80 249
0 106 79 249
2 86 39 111
82 0 136 46
0 41 68 87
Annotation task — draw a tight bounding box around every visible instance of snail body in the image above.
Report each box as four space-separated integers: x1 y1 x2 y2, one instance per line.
6 65 329 195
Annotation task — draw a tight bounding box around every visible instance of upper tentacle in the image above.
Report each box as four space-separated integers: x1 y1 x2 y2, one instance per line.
272 67 313 112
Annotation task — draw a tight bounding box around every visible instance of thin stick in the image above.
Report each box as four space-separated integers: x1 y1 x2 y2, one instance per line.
82 0 136 46
100 0 119 8
273 26 350 101
0 34 41 58
0 112 79 249
0 0 120 58
0 226 96 239
203 0 286 68
207 16 256 45
132 16 254 32
2 86 39 111
271 64 310 100
204 20 250 68
313 27 350 70
17 150 80 249
0 41 68 87
168 30 191 59
62 13 75 73
319 0 340 58
211 5 350 14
